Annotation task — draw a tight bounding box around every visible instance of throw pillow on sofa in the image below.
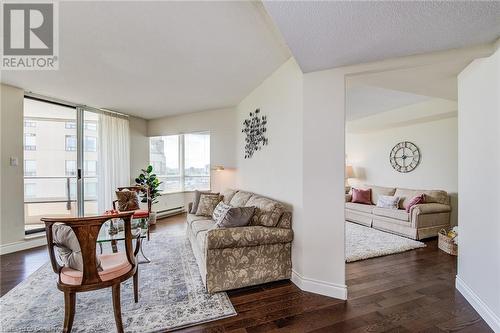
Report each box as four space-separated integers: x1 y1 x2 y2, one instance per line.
196 193 222 216
352 188 371 205
376 195 400 209
216 206 255 228
191 190 219 214
405 194 425 212
212 202 232 224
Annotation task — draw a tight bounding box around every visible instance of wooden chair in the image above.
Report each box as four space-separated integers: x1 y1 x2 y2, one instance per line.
113 186 151 240
42 212 140 333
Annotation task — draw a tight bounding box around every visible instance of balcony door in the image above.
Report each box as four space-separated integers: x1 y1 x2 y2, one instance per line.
23 97 100 234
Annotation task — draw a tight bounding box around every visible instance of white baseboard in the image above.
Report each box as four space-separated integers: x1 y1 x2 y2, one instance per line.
456 275 500 332
291 269 347 300
0 236 47 255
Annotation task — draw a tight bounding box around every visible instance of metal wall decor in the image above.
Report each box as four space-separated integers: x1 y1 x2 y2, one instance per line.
242 108 268 159
389 141 421 173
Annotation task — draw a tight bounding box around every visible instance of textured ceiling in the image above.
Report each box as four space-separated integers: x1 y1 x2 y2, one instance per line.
346 85 431 121
264 1 500 72
1 1 290 119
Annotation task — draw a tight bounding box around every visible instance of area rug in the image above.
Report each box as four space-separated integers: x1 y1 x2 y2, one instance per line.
0 231 236 332
346 222 426 262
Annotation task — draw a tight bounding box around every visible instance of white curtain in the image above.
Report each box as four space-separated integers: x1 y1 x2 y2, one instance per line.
97 113 130 213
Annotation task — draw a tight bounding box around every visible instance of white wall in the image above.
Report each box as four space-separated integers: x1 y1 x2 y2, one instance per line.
235 58 306 280
347 117 458 225
148 107 238 208
0 84 27 251
129 116 149 184
456 48 500 332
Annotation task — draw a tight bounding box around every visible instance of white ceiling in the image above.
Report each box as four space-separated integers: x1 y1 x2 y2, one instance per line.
263 1 500 72
1 1 290 119
346 85 431 121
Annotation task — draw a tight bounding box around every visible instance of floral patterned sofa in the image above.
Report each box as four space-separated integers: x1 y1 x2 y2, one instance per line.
186 189 293 293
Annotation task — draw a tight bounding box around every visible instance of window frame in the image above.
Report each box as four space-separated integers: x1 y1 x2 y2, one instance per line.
149 132 211 194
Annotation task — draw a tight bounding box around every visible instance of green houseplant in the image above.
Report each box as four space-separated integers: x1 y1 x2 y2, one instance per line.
135 165 162 225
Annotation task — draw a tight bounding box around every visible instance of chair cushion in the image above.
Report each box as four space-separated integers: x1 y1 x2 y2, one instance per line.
345 202 374 214
116 191 140 211
372 207 410 222
132 209 149 219
60 252 132 285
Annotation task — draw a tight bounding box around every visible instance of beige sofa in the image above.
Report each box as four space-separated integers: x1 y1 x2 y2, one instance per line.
186 190 293 293
345 185 451 240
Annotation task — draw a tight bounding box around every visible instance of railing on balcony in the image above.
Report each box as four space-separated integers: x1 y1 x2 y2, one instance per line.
24 176 98 235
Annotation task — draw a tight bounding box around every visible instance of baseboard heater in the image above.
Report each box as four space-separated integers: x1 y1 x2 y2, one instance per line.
157 206 185 219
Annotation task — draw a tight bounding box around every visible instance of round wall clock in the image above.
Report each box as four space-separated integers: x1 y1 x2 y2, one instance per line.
389 141 421 173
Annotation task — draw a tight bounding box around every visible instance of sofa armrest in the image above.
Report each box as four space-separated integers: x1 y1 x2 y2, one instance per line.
206 226 293 249
412 203 451 215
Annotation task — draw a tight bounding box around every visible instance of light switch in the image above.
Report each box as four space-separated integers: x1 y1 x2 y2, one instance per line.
10 157 19 166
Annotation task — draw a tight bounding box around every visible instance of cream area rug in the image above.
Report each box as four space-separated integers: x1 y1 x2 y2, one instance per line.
346 222 426 262
0 231 236 332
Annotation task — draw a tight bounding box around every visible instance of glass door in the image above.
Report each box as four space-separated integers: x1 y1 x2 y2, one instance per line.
23 98 103 233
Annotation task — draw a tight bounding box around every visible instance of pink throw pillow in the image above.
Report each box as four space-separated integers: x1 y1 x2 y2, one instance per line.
352 188 372 205
405 194 425 212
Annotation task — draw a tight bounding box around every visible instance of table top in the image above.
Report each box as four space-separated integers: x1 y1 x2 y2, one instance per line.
97 218 148 243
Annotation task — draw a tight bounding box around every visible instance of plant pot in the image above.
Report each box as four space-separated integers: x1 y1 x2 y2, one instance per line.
149 211 157 225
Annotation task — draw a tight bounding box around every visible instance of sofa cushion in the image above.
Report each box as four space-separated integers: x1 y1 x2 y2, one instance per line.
372 207 409 222
195 194 221 216
191 219 216 237
187 213 209 226
217 206 255 228
245 195 285 227
394 188 449 208
352 188 372 204
221 189 238 204
365 185 397 205
345 202 374 214
229 191 253 207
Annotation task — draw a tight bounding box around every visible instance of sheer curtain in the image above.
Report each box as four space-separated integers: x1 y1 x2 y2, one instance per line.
97 112 130 213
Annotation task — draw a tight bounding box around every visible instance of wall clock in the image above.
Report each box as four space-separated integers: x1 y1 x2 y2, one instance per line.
389 141 421 173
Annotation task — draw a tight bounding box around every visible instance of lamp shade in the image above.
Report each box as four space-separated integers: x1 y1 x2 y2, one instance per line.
345 165 354 179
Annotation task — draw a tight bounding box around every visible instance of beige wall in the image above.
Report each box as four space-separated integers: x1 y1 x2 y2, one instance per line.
236 58 305 277
457 48 500 332
1 84 26 249
347 117 458 226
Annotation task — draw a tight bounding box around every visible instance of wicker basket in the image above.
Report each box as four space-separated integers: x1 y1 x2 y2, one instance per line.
438 229 458 256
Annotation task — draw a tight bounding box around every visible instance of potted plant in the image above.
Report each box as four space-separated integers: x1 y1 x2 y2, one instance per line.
135 165 162 225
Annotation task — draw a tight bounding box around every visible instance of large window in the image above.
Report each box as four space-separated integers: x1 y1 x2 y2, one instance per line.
24 133 36 150
24 160 37 176
150 132 210 193
65 135 77 151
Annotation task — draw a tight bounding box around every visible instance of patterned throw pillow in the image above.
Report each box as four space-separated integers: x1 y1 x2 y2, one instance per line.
116 191 140 211
190 191 219 214
195 194 221 216
212 202 232 224
376 195 401 210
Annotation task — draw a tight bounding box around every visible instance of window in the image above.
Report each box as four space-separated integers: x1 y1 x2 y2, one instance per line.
65 160 77 176
65 135 77 151
24 183 36 198
84 180 97 200
85 136 97 152
24 160 37 176
84 160 97 176
149 132 210 193
65 121 76 129
84 122 97 131
24 133 36 150
24 120 36 128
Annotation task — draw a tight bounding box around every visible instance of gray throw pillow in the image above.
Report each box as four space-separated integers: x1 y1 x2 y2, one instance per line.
52 224 101 271
190 190 219 214
217 206 255 228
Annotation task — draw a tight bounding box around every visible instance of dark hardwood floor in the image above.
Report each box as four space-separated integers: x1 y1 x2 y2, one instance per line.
0 214 491 332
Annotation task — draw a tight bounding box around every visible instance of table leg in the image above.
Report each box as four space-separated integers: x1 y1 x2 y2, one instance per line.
99 242 103 254
138 239 151 264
